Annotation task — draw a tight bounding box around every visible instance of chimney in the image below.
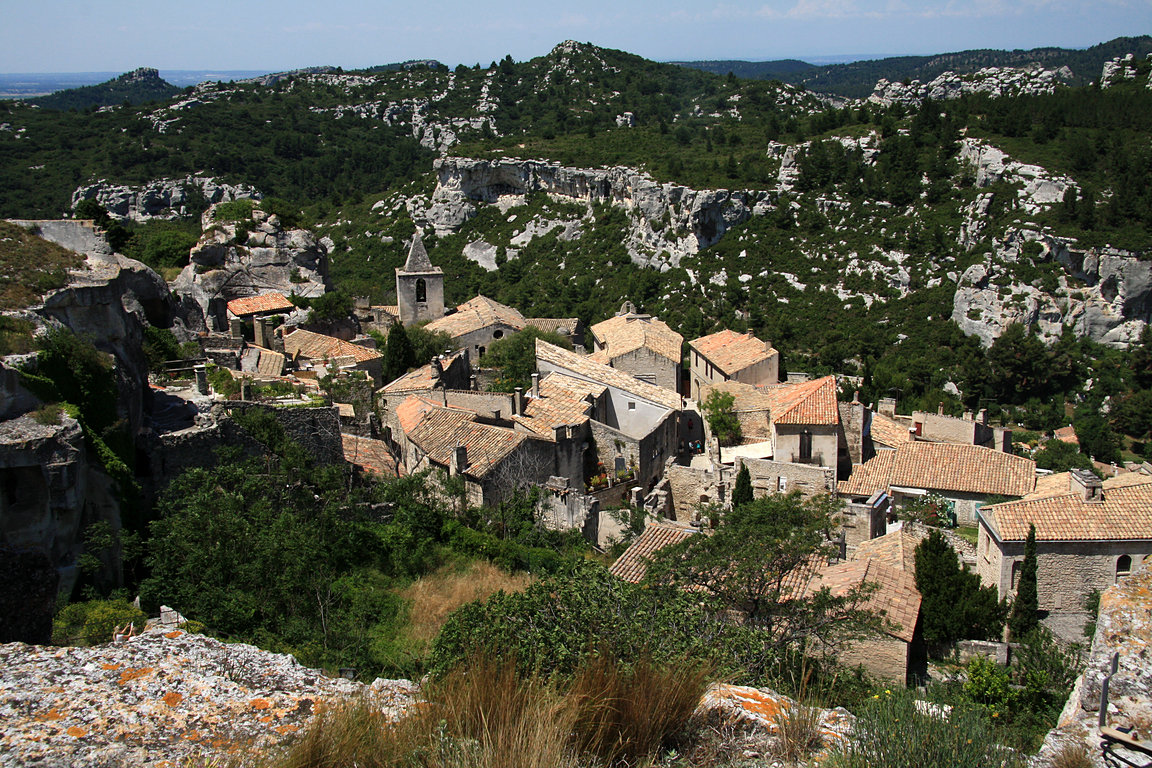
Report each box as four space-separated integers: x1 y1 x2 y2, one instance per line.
1069 468 1103 503
852 390 860 404
194 364 209 396
470 374 478 391
553 424 567 442
963 410 973 422
978 408 988 425
531 373 540 399
879 397 896 418
450 445 468 476
512 387 522 416
938 402 944 415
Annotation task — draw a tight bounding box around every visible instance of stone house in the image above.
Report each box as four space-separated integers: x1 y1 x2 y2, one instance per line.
608 519 701 583
424 295 580 365
588 303 683 393
394 394 583 509
536 339 681 490
282 328 384 386
874 398 1012 452
808 557 922 684
838 442 1036 526
976 470 1152 641
688 329 779 401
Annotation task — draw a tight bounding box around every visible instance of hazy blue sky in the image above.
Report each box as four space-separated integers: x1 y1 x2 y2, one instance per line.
2 0 1149 73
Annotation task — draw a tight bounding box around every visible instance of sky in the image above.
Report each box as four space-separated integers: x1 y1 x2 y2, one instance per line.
1 0 1149 73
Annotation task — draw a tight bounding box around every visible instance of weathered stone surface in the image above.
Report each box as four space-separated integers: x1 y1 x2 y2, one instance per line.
952 230 1152 348
1030 561 1152 767
0 626 417 767
869 64 1072 107
71 176 260 223
698 683 856 759
426 157 773 270
172 203 326 332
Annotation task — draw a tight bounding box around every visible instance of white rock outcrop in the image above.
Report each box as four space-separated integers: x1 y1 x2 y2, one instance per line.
869 64 1072 107
71 176 260 223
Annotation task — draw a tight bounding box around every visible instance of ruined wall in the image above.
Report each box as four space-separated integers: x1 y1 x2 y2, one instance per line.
773 425 840 482
666 464 728 523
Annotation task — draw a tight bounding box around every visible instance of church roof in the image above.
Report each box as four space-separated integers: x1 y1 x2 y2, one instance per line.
400 232 440 274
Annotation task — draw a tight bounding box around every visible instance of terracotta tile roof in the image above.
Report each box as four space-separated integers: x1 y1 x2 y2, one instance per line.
335 402 356 418
284 329 382 364
379 350 467 394
871 412 914 448
536 340 682 411
609 521 700 583
891 442 1035 497
590 315 683 363
689 329 776 376
519 391 592 434
226 292 294 317
425 295 525 338
1054 425 1078 445
538 372 607 401
398 396 533 480
838 451 896 497
852 528 921 575
1104 472 1152 490
760 376 840 426
1025 471 1074 500
342 433 401 477
252 346 285 377
525 318 580 336
982 479 1152 542
808 559 921 642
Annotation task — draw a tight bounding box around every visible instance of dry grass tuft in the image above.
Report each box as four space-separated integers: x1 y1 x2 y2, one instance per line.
771 703 825 764
1048 742 1094 768
399 560 534 650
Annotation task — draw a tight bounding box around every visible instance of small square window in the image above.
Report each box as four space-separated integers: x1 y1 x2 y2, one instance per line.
628 401 636 411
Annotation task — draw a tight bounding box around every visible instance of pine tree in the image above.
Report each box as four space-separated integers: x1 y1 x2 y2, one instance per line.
1009 524 1039 640
915 530 1007 647
733 464 753 509
383 322 415 384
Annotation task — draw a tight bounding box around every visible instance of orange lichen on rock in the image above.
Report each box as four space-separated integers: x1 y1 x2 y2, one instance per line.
259 715 273 723
164 631 183 639
249 698 271 710
36 708 64 721
101 663 122 671
163 692 183 707
118 667 154 684
275 724 299 735
66 726 88 738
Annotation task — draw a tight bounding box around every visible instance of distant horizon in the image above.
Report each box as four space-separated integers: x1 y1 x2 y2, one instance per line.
1 0 1147 75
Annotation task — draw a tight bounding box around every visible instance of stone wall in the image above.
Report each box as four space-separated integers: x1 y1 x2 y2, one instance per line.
740 456 835 500
665 464 727 522
838 636 910 685
608 347 680 393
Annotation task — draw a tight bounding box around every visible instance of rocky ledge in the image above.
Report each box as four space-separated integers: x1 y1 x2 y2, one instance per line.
0 626 417 768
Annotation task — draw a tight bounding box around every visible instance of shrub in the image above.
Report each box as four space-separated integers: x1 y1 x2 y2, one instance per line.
827 688 1019 768
52 599 146 646
211 198 257 223
1048 742 1093 768
30 403 62 425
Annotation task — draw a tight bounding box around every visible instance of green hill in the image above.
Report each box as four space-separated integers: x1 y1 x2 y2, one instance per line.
31 67 181 110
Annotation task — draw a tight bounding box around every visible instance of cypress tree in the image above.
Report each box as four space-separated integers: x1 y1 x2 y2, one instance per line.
733 464 753 509
1009 524 1040 640
383 322 415 384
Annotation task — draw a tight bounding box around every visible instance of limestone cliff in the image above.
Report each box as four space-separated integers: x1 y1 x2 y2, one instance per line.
420 156 773 270
72 176 260 223
172 203 326 332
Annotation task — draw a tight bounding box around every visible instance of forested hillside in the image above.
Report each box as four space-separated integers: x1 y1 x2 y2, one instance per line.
3 38 1152 460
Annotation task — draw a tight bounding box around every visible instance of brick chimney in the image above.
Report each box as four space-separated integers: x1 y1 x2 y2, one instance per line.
1069 468 1103 503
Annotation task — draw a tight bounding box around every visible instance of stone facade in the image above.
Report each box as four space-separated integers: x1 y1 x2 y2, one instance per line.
773 423 842 483
601 346 679 392
841 492 889 553
837 636 912 685
738 456 835 500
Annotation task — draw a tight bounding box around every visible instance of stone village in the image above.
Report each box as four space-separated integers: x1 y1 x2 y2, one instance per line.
3 196 1151 686
100 202 1152 689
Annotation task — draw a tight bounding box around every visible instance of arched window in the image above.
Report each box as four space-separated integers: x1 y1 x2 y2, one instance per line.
1117 555 1132 582
416 278 427 303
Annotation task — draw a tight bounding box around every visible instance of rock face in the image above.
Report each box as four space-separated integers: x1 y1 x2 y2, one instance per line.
1100 53 1152 89
958 138 1077 213
172 203 326 332
424 157 772 269
1030 561 1152 767
71 176 260 223
952 230 1152 348
869 64 1073 106
0 626 418 768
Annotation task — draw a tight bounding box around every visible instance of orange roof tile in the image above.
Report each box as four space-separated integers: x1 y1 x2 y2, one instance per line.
871 412 914 448
838 451 896 497
609 521 700 583
808 559 921 642
891 442 1035 497
380 350 467 393
342 433 401 478
1053 425 1078 445
538 372 607 401
536 340 681 411
519 392 592 434
852 528 921 575
425 295 525 338
283 329 382 364
226 292 295 317
525 317 580 337
983 471 1152 542
689 329 776 376
398 396 536 480
760 376 840 426
590 314 683 363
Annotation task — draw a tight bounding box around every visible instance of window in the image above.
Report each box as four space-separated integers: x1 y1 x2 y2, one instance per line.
493 329 504 339
415 278 427 303
627 401 636 411
1117 555 1133 582
799 430 812 461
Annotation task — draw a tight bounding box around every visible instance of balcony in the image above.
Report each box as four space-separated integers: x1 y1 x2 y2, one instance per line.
790 452 825 466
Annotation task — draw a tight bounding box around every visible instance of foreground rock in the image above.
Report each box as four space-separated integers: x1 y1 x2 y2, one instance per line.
0 626 417 768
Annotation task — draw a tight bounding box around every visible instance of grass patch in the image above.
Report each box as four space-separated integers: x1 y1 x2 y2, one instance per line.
0 315 35 355
212 198 258 223
954 525 979 546
0 221 84 310
270 652 713 768
30 403 63 426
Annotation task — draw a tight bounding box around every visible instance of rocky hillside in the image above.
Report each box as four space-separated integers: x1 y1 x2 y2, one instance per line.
30 68 181 111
